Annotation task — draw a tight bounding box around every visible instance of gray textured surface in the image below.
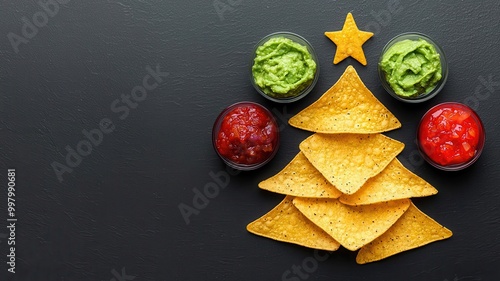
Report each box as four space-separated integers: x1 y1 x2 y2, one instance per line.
1 0 499 280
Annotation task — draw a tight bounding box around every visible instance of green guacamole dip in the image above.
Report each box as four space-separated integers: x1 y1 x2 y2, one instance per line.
380 38 442 98
252 37 317 99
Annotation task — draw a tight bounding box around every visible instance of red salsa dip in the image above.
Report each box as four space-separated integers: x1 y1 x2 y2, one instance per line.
213 102 279 170
418 102 485 170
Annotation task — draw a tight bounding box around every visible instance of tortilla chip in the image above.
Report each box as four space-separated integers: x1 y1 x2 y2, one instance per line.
339 158 438 205
288 65 401 134
259 152 343 198
356 202 453 264
293 197 410 251
299 133 404 195
324 13 373 65
247 196 341 251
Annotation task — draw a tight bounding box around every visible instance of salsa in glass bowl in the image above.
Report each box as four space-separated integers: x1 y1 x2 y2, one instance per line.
417 102 485 171
212 102 280 170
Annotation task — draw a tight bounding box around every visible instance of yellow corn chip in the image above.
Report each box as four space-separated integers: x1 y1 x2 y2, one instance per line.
247 196 341 251
299 133 404 195
258 152 343 198
288 65 401 134
356 202 453 264
324 13 373 65
339 158 438 205
293 197 410 251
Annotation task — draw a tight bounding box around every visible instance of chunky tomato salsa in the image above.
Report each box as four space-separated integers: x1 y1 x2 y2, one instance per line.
214 102 279 167
418 102 484 167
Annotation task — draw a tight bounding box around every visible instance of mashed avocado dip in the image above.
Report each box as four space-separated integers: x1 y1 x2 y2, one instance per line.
252 37 317 99
380 38 442 98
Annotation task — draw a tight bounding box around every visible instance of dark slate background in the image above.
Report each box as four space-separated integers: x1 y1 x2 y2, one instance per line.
1 0 499 280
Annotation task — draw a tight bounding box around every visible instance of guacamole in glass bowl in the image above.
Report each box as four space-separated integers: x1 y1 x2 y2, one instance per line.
378 32 448 103
251 32 319 103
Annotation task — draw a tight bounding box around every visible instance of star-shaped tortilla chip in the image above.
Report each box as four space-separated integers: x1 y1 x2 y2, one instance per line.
325 13 373 65
288 65 401 134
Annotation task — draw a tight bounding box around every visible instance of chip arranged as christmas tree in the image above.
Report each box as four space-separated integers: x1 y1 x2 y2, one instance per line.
247 66 452 264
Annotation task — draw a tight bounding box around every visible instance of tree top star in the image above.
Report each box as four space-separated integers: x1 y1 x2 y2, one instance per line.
325 13 374 66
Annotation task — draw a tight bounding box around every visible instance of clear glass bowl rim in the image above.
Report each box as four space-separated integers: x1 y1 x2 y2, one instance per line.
250 31 320 103
212 101 280 170
378 32 448 103
416 102 485 171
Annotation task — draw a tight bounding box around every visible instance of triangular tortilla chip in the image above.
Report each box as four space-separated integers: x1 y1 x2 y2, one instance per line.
258 152 343 198
299 133 404 195
339 158 438 205
356 202 453 264
289 65 401 134
293 197 410 251
247 196 340 251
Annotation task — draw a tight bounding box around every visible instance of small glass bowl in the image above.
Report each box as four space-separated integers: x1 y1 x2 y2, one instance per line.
378 32 448 103
212 102 280 170
417 102 485 171
250 32 320 103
